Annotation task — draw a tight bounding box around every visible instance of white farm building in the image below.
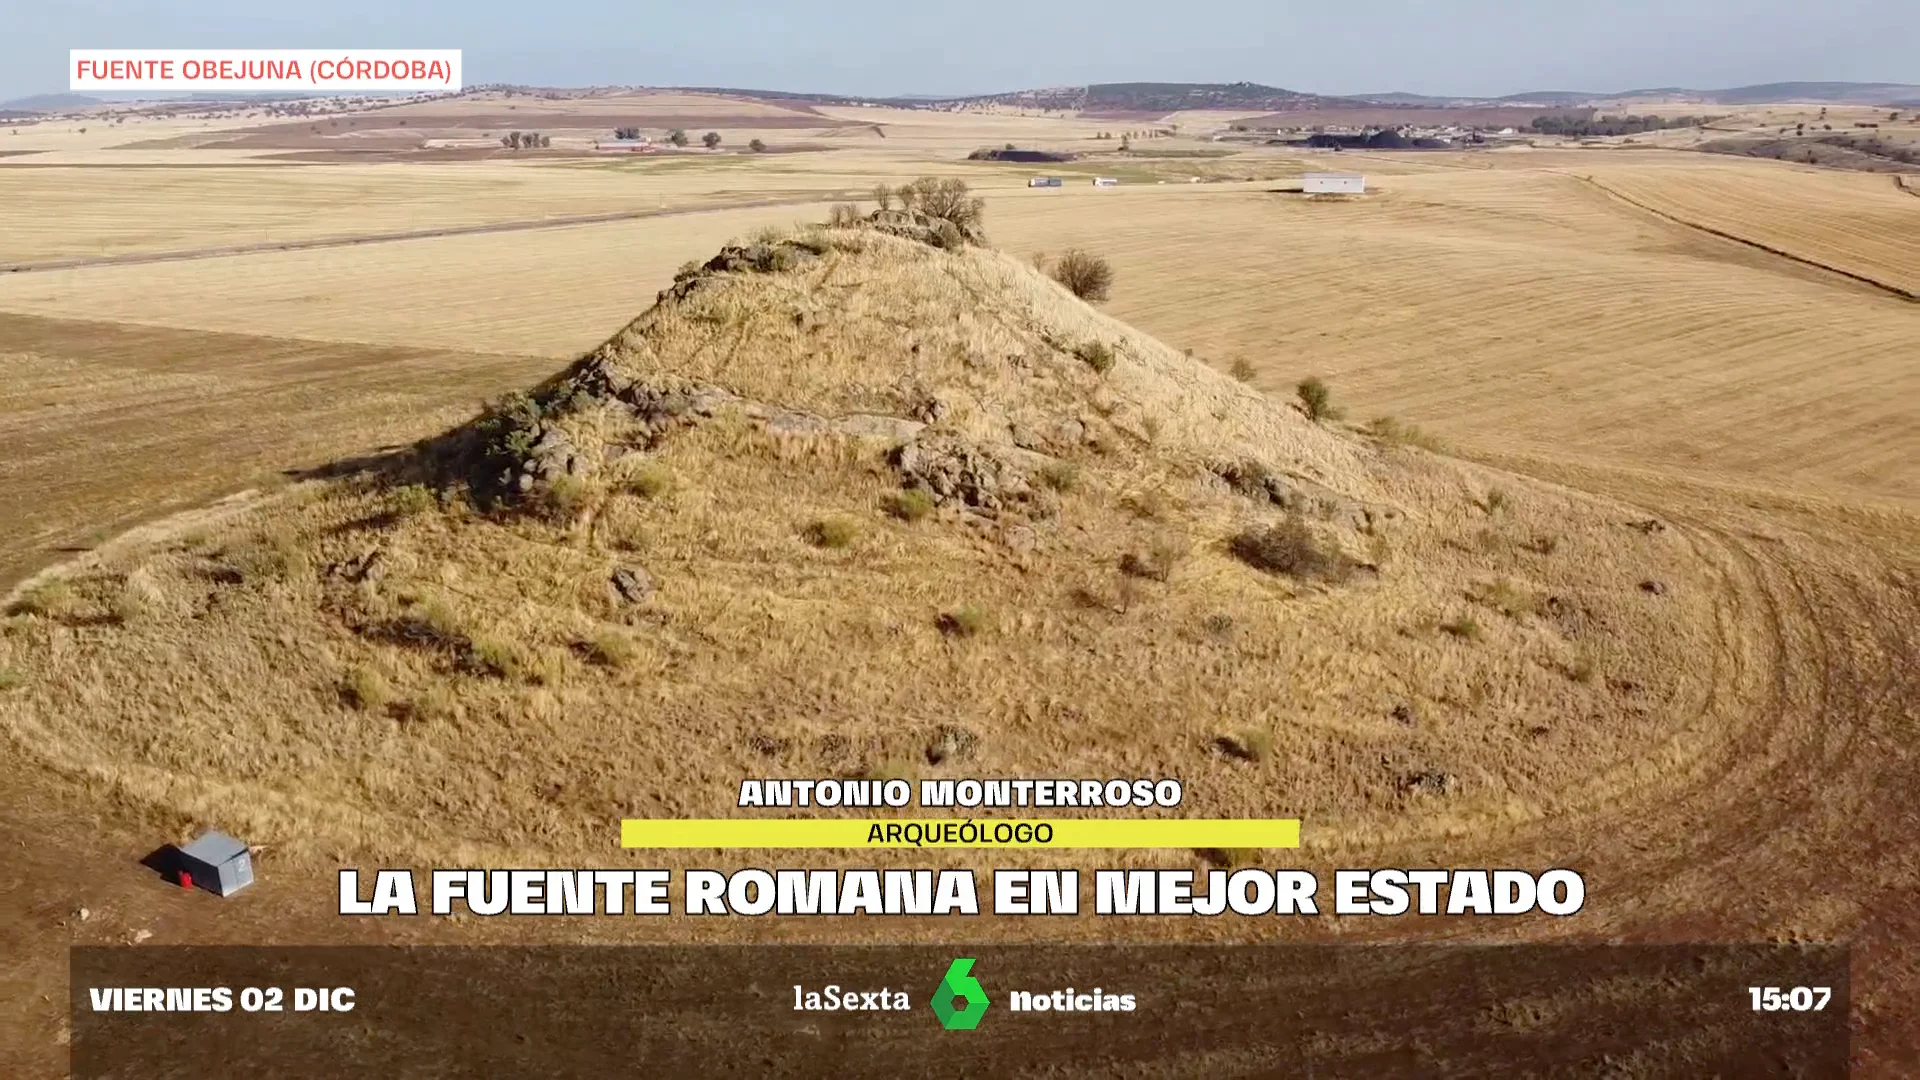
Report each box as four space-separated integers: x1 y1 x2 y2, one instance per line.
1303 172 1366 194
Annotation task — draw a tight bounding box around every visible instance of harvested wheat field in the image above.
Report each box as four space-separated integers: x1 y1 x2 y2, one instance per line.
986 159 1920 506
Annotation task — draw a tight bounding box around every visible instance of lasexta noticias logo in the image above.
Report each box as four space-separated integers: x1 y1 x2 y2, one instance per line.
931 957 990 1030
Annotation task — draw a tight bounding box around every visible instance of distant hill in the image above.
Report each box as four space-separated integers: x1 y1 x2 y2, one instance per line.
1495 91 1608 106
0 92 102 113
886 82 1350 114
1700 81 1920 104
876 80 1920 114
1500 82 1920 106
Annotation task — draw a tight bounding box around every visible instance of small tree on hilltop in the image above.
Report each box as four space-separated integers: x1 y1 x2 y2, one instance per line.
748 138 766 152
667 128 688 147
1051 249 1113 302
702 131 721 150
872 183 894 210
901 176 984 239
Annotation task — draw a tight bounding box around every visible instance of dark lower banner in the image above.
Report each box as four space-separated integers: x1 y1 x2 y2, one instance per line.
71 944 1848 1078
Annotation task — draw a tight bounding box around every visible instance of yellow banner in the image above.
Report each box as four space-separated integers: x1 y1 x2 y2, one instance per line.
618 819 1300 849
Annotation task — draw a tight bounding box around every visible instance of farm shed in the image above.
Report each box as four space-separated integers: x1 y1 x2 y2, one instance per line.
1303 172 1366 194
175 830 254 897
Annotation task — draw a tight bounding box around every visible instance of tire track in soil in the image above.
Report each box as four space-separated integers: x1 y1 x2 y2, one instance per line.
1574 173 1920 302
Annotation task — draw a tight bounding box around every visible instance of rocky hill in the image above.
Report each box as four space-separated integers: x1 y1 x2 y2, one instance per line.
0 193 1720 867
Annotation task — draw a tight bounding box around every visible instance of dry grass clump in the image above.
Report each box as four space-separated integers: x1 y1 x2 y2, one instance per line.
1523 534 1561 556
1037 460 1081 492
226 526 309 582
884 488 935 522
542 475 596 524
1051 249 1113 301
620 461 674 500
1212 728 1273 762
0 668 24 692
1228 357 1258 382
1120 536 1189 583
1075 340 1116 374
340 665 393 712
827 203 862 228
1198 847 1263 869
804 516 860 549
579 628 636 669
936 605 990 638
1366 415 1446 453
111 572 165 625
9 578 77 619
1228 515 1353 581
1471 578 1542 619
1441 615 1484 642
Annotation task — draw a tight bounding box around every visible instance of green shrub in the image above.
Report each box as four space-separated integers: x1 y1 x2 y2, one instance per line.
1228 515 1353 581
0 668 23 692
392 484 438 517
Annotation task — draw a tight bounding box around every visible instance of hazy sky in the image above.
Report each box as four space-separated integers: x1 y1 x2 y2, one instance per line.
12 0 1918 102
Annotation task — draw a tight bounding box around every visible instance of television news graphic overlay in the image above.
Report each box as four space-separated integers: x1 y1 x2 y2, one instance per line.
71 945 1847 1077
70 50 461 92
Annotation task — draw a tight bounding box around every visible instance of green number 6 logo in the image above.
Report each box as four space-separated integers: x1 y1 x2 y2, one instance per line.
932 958 990 1030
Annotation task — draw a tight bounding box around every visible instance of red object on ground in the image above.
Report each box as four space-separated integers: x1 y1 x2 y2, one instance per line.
180 870 193 890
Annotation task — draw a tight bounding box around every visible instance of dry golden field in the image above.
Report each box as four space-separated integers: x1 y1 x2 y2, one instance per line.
1 90 1919 1074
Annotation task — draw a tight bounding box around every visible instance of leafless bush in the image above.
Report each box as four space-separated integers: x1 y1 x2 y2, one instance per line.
1051 249 1113 301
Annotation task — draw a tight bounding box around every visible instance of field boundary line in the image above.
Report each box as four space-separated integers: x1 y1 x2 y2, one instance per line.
1574 173 1918 303
0 194 838 275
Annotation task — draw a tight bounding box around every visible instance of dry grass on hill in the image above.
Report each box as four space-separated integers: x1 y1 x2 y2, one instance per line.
0 212 1726 869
